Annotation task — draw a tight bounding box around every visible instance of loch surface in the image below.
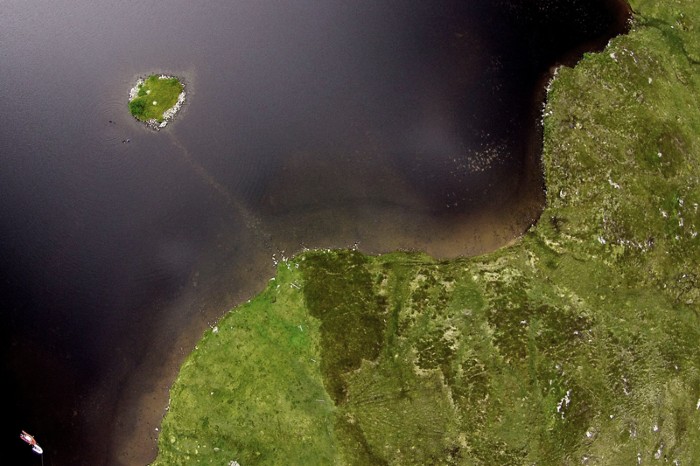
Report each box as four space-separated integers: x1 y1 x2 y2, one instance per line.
0 1 629 463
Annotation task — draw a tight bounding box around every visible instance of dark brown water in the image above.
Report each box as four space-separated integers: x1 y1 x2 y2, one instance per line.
0 1 630 464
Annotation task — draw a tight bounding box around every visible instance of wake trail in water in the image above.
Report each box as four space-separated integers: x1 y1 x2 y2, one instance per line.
167 132 272 248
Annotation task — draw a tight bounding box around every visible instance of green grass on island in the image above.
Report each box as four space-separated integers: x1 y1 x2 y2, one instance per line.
151 0 700 464
128 74 184 124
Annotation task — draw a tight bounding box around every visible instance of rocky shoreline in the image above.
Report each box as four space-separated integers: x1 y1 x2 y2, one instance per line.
128 74 186 131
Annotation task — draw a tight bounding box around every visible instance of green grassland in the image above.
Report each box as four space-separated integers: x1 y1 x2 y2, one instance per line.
152 1 700 464
129 75 183 123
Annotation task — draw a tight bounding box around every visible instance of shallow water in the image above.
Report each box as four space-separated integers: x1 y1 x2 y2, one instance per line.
0 0 629 464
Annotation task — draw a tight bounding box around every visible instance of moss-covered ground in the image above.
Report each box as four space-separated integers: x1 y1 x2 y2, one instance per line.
129 75 183 123
152 1 700 464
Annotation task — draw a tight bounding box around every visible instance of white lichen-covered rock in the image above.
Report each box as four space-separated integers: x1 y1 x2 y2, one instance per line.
161 91 186 122
128 78 144 100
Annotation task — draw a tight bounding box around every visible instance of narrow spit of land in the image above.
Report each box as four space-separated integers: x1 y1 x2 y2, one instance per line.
152 0 700 464
128 74 186 130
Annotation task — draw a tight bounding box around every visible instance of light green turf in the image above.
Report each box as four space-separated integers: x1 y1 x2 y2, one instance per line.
152 1 700 464
128 75 183 123
152 263 339 465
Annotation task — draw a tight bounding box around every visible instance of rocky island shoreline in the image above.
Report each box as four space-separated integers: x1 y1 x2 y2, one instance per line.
128 74 186 130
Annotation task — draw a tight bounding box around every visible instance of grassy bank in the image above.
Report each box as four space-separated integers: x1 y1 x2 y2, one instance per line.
152 1 700 464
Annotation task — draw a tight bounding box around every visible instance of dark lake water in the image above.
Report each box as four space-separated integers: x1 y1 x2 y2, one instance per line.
1 1 629 464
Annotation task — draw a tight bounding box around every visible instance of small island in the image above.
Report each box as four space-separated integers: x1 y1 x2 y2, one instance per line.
128 74 186 130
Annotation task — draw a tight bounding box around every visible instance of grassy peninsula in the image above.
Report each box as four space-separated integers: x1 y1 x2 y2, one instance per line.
128 74 185 129
152 0 700 464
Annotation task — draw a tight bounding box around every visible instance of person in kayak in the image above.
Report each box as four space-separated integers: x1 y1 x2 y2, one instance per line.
20 430 44 454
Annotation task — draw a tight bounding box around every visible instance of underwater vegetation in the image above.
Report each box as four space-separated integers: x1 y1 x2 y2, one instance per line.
152 1 700 464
